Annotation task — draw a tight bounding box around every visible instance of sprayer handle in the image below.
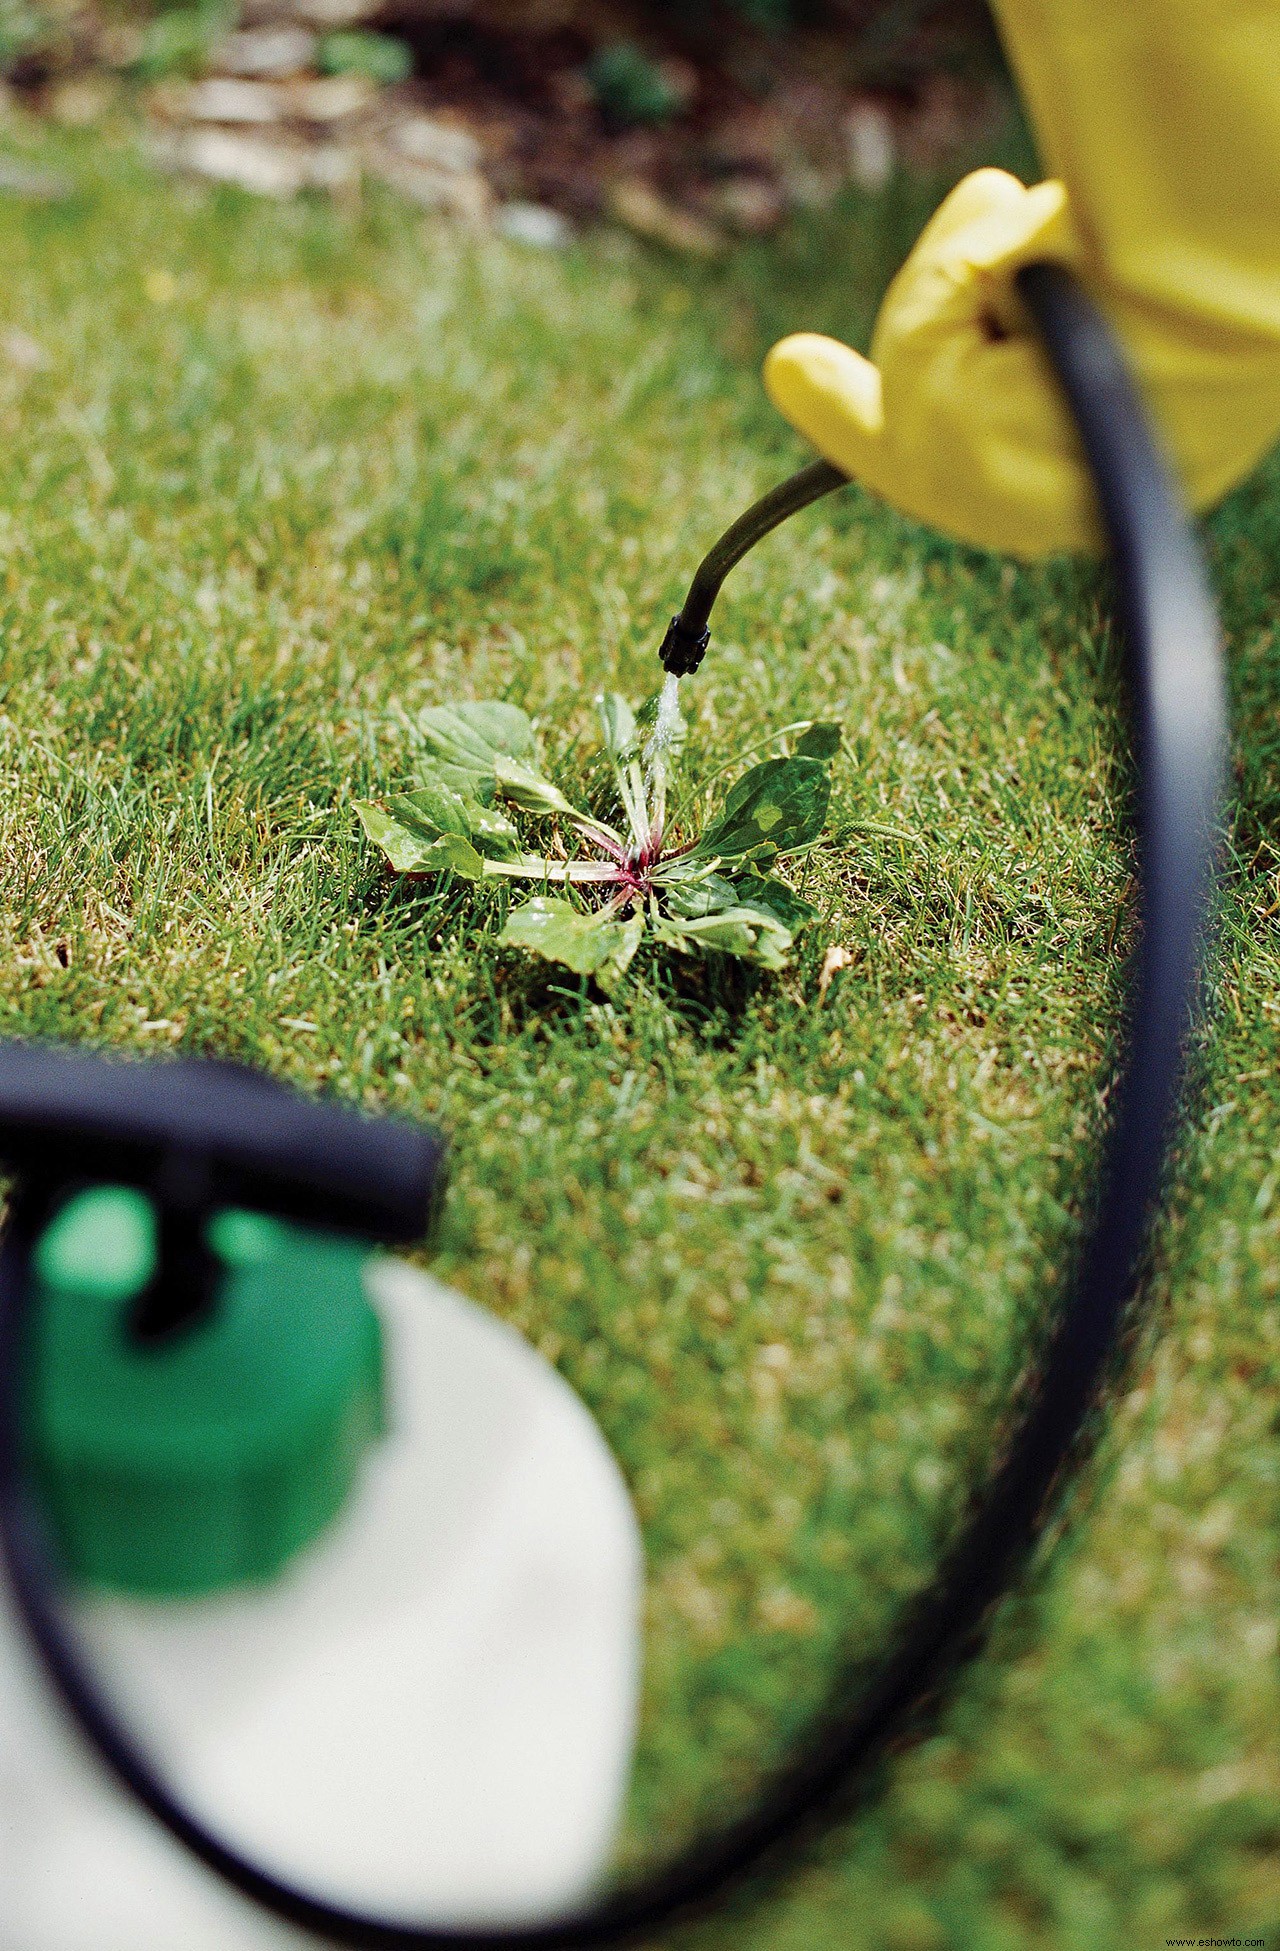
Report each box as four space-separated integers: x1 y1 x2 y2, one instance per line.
0 1043 444 1245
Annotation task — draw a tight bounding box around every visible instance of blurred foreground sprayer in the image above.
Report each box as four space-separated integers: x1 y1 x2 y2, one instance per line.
0 1047 643 1947
765 0 1280 558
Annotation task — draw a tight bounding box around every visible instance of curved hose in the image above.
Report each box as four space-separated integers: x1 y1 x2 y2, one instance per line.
658 458 846 674
0 265 1225 1948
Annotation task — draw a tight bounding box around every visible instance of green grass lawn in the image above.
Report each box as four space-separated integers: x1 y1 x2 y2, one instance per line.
2 106 1279 1951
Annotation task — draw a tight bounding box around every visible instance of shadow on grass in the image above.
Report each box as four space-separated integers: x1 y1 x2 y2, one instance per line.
478 943 768 1047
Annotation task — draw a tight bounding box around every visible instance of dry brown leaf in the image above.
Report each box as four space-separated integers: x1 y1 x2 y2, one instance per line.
817 943 854 1001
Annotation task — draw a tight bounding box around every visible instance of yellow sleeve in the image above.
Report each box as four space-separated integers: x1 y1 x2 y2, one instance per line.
990 0 1280 498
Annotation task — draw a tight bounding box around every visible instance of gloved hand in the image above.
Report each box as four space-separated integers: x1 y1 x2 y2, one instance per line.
765 0 1280 558
765 168 1093 556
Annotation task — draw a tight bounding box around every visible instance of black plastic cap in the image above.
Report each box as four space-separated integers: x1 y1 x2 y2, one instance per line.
659 614 710 677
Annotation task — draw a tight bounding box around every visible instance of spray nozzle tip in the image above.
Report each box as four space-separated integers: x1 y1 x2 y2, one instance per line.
658 615 709 677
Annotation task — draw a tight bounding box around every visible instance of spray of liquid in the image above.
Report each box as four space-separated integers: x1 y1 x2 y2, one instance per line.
642 671 682 848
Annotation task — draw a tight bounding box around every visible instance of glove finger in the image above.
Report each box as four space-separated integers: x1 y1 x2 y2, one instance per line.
763 333 893 490
906 167 1031 258
919 173 1072 276
874 175 1076 357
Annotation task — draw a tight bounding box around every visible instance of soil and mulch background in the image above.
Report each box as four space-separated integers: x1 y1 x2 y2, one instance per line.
1 0 1010 248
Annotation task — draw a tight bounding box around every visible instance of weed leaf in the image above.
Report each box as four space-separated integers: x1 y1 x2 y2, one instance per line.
727 871 818 930
795 723 842 760
694 756 830 861
655 898 794 970
396 778 473 841
354 800 484 879
417 701 536 784
401 775 521 860
501 896 644 992
659 871 797 966
493 754 583 819
662 872 749 919
596 692 639 763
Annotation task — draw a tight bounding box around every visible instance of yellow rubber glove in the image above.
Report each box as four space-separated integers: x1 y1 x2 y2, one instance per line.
766 168 1092 556
765 0 1280 558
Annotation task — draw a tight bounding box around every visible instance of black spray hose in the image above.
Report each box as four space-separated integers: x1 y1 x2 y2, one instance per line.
0 264 1225 1949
